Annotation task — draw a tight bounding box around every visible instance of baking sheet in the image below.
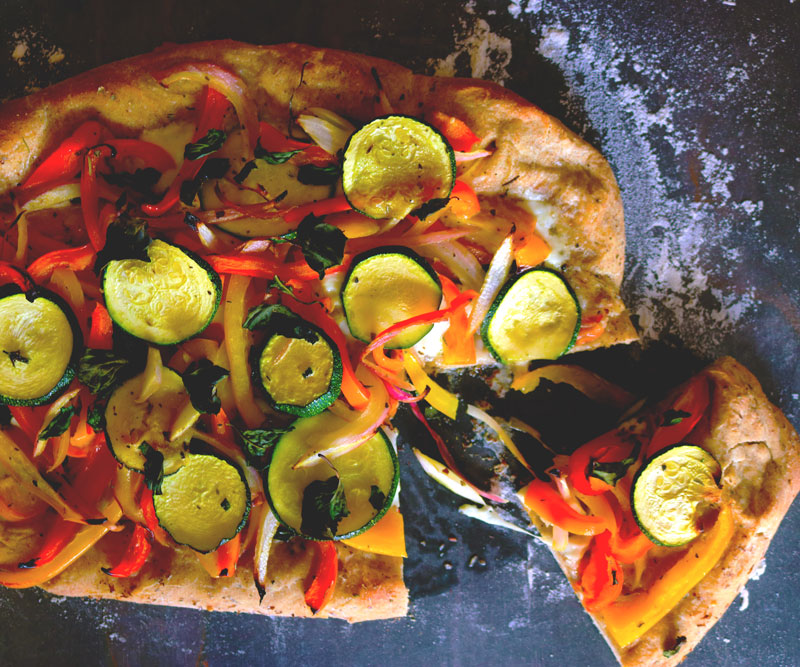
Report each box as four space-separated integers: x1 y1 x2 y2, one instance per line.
0 1 798 665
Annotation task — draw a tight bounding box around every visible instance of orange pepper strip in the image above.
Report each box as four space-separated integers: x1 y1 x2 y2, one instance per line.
513 227 551 268
139 487 171 547
87 302 114 350
102 524 152 578
522 478 608 536
428 111 479 152
646 375 711 458
579 531 624 611
342 506 407 557
26 244 96 283
448 180 481 219
440 274 477 365
304 541 338 614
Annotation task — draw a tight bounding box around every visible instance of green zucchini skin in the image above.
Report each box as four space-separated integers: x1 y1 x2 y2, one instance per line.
265 424 399 542
0 283 83 407
341 114 456 220
340 245 442 349
480 267 581 365
250 322 343 418
102 241 222 346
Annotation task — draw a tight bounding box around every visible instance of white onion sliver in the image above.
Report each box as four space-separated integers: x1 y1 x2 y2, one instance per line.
466 403 533 474
467 233 514 334
458 503 540 538
253 506 280 598
552 525 570 552
297 108 356 156
419 241 485 292
413 448 485 506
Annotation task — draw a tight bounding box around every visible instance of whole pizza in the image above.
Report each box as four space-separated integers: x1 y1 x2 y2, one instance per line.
0 41 796 666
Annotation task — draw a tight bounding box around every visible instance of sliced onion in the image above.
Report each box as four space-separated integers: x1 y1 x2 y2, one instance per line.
297 107 356 155
458 503 540 538
419 241 485 292
466 233 514 334
252 505 280 601
35 387 81 447
552 525 569 552
413 448 485 506
113 466 145 524
383 380 430 404
454 149 492 163
466 403 533 475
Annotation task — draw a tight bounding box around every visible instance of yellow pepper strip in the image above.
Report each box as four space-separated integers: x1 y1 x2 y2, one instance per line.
511 364 636 413
49 267 85 311
465 403 534 475
137 346 164 403
0 430 85 524
223 274 263 428
601 504 735 648
14 213 28 264
252 505 279 599
403 352 460 421
113 466 145 524
0 499 122 588
342 506 407 558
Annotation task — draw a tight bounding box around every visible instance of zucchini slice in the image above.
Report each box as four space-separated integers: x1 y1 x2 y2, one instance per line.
102 239 221 345
105 366 192 474
252 323 342 417
632 444 722 547
0 285 82 406
481 268 580 364
342 115 455 219
153 453 250 553
266 412 399 540
341 246 442 349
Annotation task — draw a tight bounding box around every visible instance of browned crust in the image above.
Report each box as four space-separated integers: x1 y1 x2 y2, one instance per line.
0 40 635 349
532 357 800 666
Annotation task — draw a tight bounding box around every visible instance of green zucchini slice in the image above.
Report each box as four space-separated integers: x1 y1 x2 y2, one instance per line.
632 444 722 547
341 246 442 349
342 115 456 219
481 268 581 365
266 412 399 540
102 239 221 345
0 285 82 406
252 324 342 418
105 366 192 474
153 453 250 553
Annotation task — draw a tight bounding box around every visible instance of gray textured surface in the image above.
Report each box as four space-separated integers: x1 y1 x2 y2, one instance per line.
0 1 798 665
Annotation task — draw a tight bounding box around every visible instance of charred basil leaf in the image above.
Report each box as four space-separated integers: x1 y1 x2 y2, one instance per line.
411 197 450 220
87 400 107 432
185 129 227 161
139 443 164 494
301 475 349 540
662 409 691 426
663 636 687 658
38 404 79 440
368 485 387 511
254 142 302 165
268 276 315 304
237 425 292 468
102 168 162 200
78 349 132 397
234 160 259 184
589 440 642 486
297 163 340 186
243 304 317 343
0 405 11 429
94 216 151 273
179 157 230 206
276 214 346 280
181 360 229 415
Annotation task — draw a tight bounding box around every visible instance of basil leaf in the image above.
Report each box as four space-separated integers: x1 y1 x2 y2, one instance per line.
300 475 349 540
243 304 318 343
38 404 79 440
234 160 259 184
102 167 162 200
94 215 151 273
368 485 387 511
0 405 11 429
237 425 292 468
297 163 340 186
254 143 301 165
179 157 231 206
662 409 691 426
290 214 347 280
139 443 164 494
87 400 107 432
268 276 314 304
663 636 687 658
273 523 296 542
181 360 229 415
184 129 227 161
588 440 642 486
411 197 450 220
78 349 132 397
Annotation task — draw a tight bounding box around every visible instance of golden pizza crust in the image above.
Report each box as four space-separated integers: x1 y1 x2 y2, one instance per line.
0 40 635 350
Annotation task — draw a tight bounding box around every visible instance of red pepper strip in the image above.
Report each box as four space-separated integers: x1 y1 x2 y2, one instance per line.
428 111 479 152
8 406 40 442
440 274 477 365
20 121 109 190
285 300 371 410
206 252 343 282
293 146 336 167
304 541 338 614
579 531 624 611
215 533 241 577
141 87 231 216
87 302 114 350
105 139 176 173
646 375 711 458
362 291 475 363
139 487 171 546
567 430 635 496
448 180 481 219
523 478 608 535
102 524 152 578
259 121 310 152
410 402 505 503
0 262 31 290
26 244 96 283
18 517 80 569
281 196 352 224
81 145 115 250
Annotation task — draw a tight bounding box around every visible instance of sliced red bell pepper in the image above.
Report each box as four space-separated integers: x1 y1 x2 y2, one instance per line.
428 111 480 152
26 244 96 283
216 533 241 577
20 121 109 191
87 302 114 350
567 430 636 496
7 406 41 442
448 179 481 219
280 196 352 224
139 487 171 546
81 144 116 250
102 524 152 578
18 516 79 569
0 262 31 290
304 541 338 614
293 145 336 167
646 375 711 458
579 530 624 611
258 121 310 152
523 478 608 535
440 274 476 365
105 138 176 173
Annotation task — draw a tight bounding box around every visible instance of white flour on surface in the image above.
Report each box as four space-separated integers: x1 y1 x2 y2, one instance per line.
7 28 67 97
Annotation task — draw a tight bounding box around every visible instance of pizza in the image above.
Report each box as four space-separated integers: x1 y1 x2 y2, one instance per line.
0 40 795 664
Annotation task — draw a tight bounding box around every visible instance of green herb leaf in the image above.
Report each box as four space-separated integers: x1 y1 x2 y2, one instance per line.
297 163 340 186
102 168 162 200
662 409 691 426
663 636 687 658
77 349 131 397
179 157 230 206
87 400 107 432
243 303 318 343
411 197 450 220
181 359 229 415
267 276 315 304
588 440 642 486
0 405 11 429
290 214 347 280
237 425 292 467
254 143 302 165
234 160 259 184
301 475 349 540
184 129 227 161
368 485 387 511
273 523 296 542
139 443 164 494
94 215 151 273
38 404 79 440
